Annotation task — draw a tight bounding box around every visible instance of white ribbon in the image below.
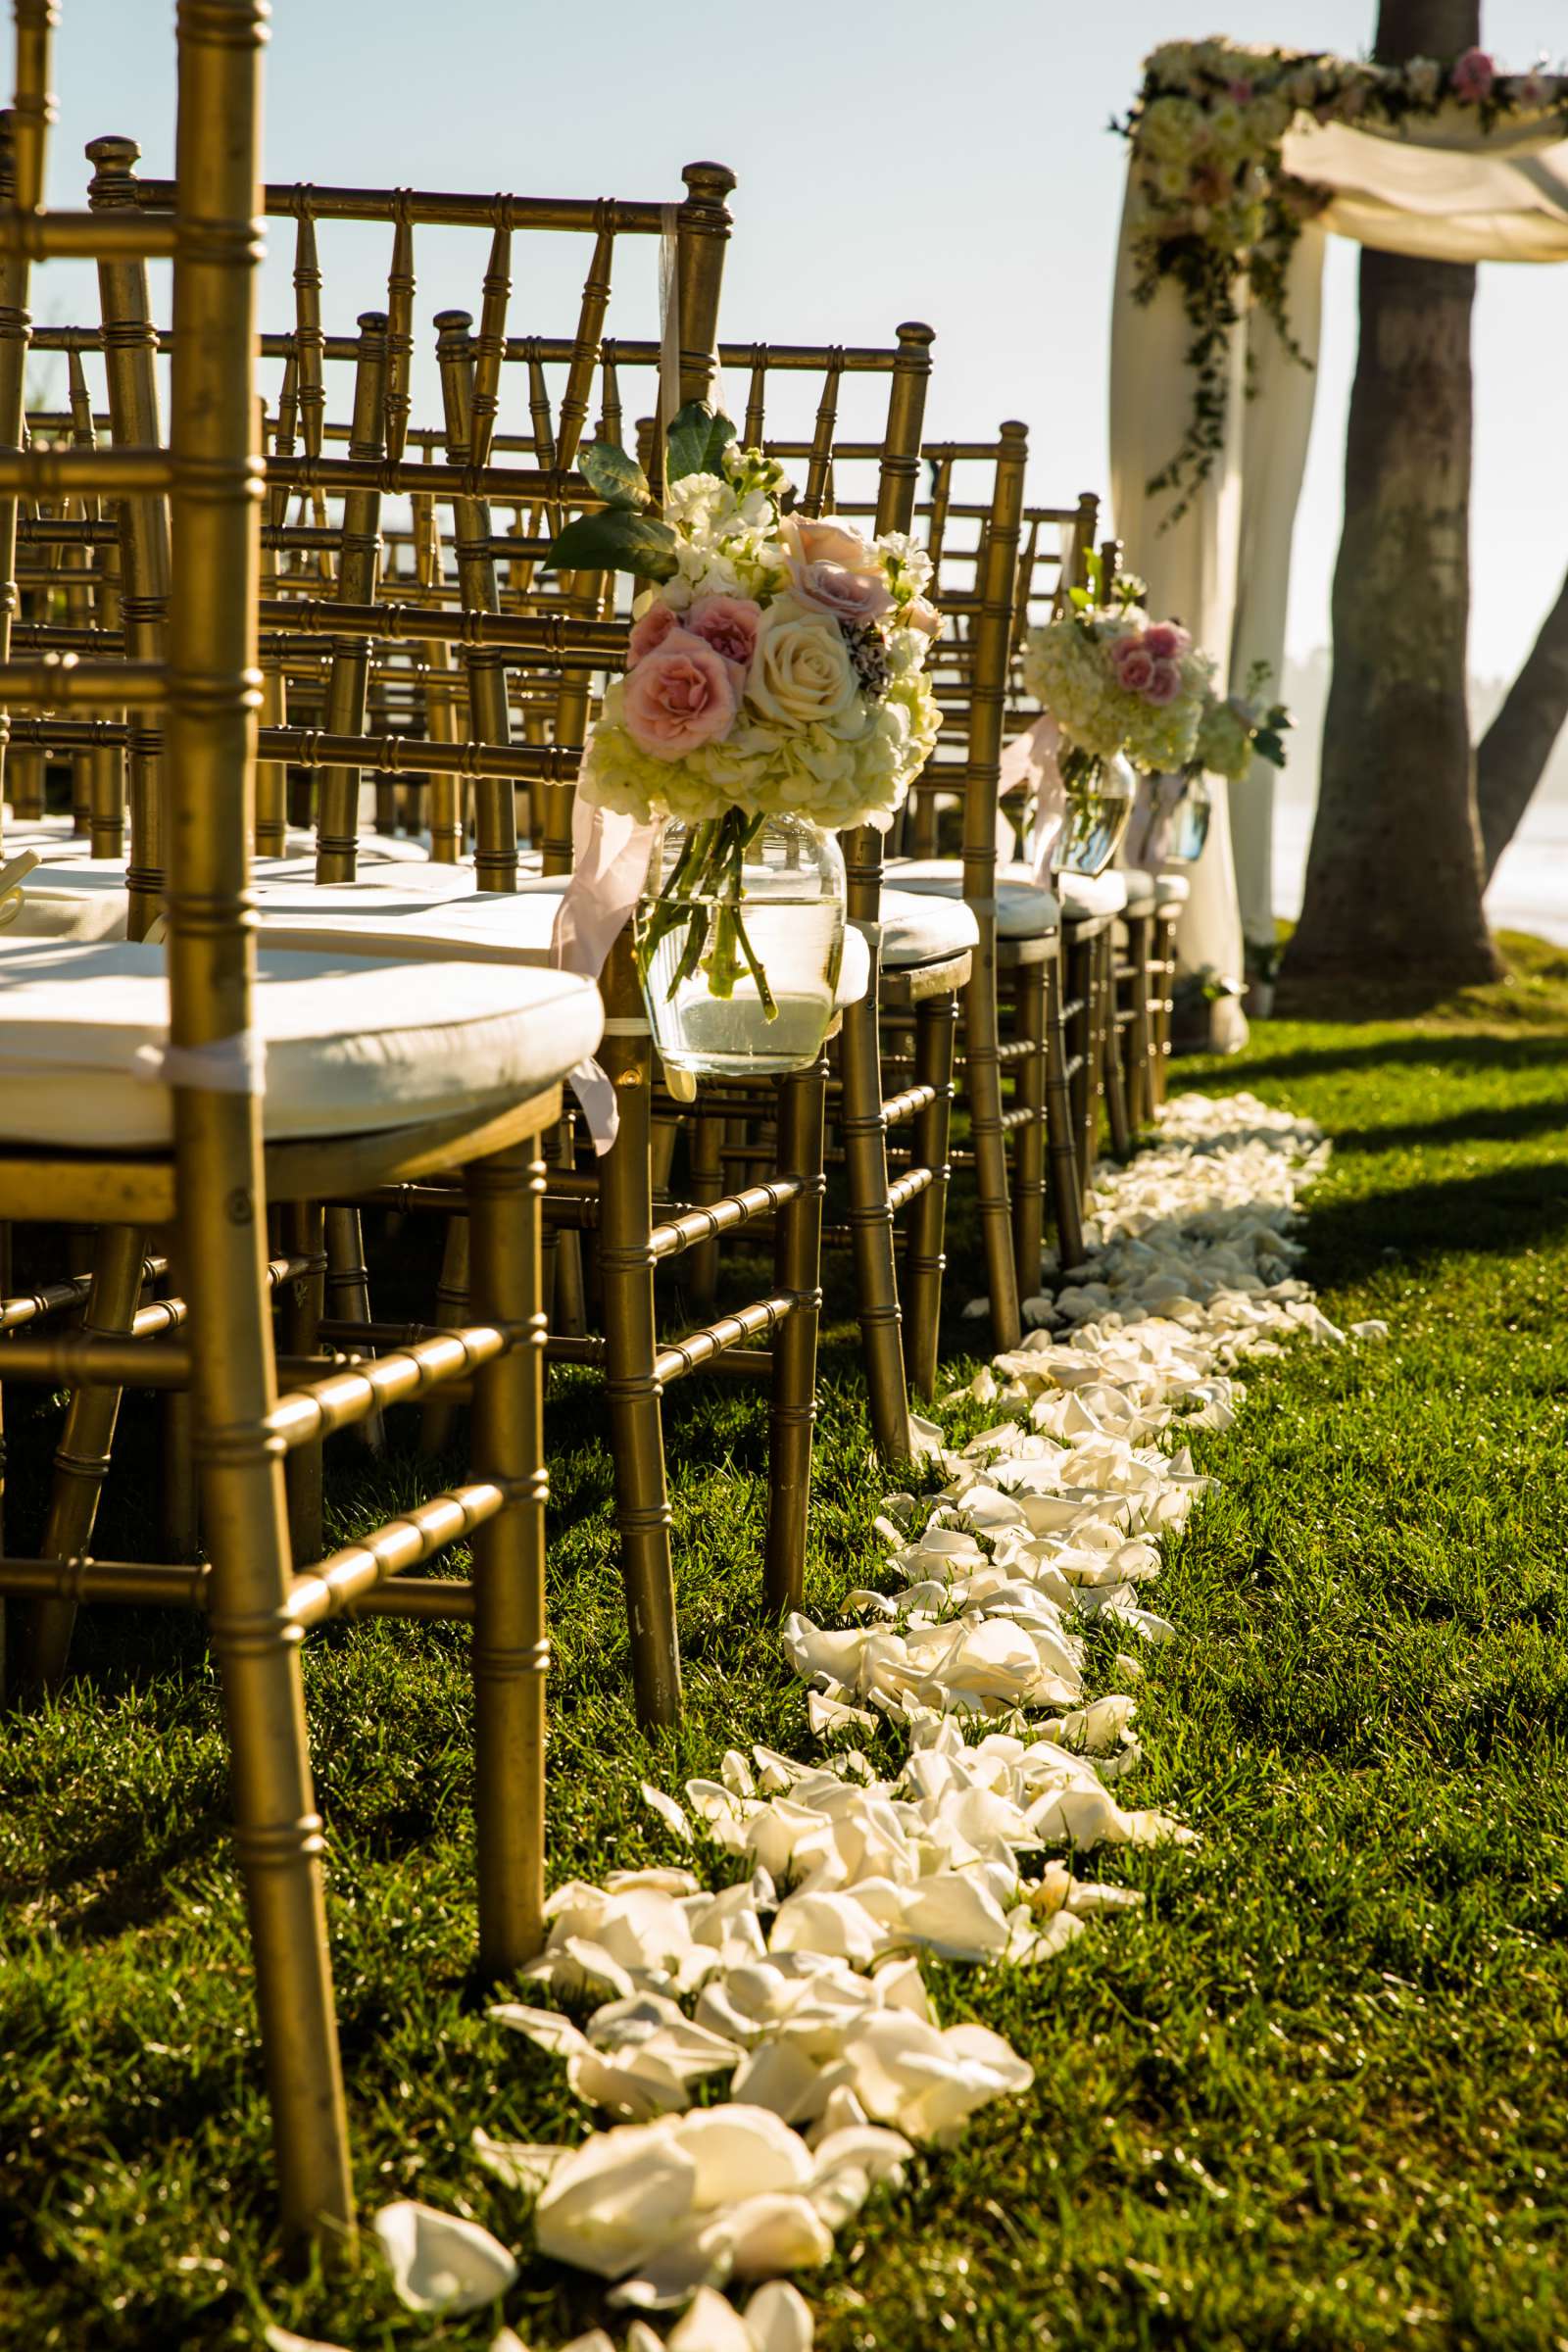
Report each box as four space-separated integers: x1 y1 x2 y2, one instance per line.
997 714 1067 885
129 1027 268 1096
0 846 39 930
549 796 663 1155
659 201 682 437
1124 770 1187 871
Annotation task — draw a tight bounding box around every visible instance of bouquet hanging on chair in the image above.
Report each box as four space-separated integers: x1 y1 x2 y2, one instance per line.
1020 564 1212 809
1191 662 1293 783
547 404 941 1068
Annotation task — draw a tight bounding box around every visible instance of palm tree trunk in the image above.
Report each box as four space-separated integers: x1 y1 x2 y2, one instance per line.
1283 0 1502 998
1476 564 1568 880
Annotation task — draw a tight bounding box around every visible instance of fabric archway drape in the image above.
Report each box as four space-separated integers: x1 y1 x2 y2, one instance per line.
1109 104 1568 1025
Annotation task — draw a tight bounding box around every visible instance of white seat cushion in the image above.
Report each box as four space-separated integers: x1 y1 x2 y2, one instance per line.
884 858 1059 939
2 813 78 849
1154 871 1190 911
0 833 452 946
3 858 133 943
1118 865 1158 919
257 849 486 892
1055 869 1128 922
248 875 874 1011
0 939 603 1151
877 887 978 967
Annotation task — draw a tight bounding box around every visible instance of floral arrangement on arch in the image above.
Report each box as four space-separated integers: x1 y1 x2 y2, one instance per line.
1020 567 1211 808
1122 36 1568 514
548 403 941 1008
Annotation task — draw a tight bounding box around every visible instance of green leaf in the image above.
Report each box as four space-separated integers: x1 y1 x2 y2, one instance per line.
1253 729 1288 768
666 400 735 484
577 440 651 511
544 509 678 580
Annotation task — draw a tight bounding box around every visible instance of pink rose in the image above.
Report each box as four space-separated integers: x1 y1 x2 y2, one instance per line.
682 592 762 676
1452 46 1494 102
620 630 738 760
628 601 681 664
789 561 894 626
901 594 943 639
784 514 880 575
1142 620 1192 660
1145 660 1182 707
1114 643 1155 695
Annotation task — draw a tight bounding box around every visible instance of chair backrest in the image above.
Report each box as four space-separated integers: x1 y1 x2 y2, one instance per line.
548 329 937 913
827 428 1030 912
4 149 737 898
1002 495 1103 737
0 0 270 1284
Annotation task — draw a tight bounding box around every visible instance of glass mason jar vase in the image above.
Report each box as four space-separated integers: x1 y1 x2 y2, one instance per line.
1054 751 1137 877
635 810 847 1080
1170 767 1213 863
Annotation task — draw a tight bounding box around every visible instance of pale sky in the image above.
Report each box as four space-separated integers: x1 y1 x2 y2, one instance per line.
35 0 1568 684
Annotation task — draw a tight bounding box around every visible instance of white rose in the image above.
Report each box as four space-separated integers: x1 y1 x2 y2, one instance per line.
746 602 860 734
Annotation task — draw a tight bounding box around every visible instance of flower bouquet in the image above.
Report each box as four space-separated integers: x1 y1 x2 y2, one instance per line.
1018 572 1211 875
548 404 941 1072
1192 664 1292 783
1168 665 1292 863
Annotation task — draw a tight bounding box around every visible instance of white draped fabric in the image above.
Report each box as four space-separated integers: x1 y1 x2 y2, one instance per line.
1109 104 1568 1028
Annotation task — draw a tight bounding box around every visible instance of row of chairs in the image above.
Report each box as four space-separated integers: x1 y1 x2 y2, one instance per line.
0 0 1187 2244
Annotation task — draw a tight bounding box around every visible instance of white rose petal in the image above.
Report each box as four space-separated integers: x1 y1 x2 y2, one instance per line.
372 2201 518 2315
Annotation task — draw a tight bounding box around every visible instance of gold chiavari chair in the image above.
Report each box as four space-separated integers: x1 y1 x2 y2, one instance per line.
122 154 852 1733
869 448 1098 1333
0 0 605 2242
998 514 1150 1206
562 334 978 1431
0 152 707 1568
1007 518 1181 1160
619 329 974 1436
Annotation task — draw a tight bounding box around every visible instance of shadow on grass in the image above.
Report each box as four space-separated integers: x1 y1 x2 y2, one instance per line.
1196 1030 1568 1088
1334 1094 1568 1157
1301 1158 1568 1285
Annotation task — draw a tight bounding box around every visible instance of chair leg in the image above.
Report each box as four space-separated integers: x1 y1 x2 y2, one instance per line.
1151 913 1176 1109
838 982 912 1459
24 1222 147 1688
1010 959 1048 1303
161 1249 201 1559
1043 956 1086 1272
466 1134 549 1972
599 935 680 1725
1092 929 1120 1162
963 921 1021 1353
322 1206 383 1450
1105 946 1134 1159
765 1053 827 1616
189 1158 353 2248
549 1115 588 1341
903 989 956 1401
278 1201 325 1568
1127 912 1155 1129
686 1109 725 1311
1065 925 1096 1187
417 1211 469 1455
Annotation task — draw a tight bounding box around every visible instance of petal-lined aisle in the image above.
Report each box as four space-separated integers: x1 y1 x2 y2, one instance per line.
283 1091 1350 2348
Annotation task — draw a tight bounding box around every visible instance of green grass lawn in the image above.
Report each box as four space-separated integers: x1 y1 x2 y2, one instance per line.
4 934 1568 2352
